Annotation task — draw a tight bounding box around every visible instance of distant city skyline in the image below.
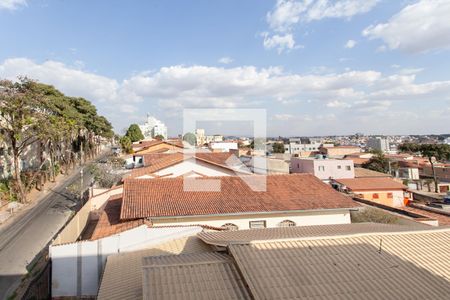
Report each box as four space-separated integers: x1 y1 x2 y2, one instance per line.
1 0 450 136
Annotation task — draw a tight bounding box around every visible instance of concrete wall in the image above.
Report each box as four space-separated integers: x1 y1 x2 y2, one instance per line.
52 187 123 245
152 210 352 230
50 226 202 297
291 158 354 180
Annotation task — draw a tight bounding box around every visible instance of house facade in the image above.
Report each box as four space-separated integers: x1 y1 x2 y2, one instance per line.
291 157 355 181
332 177 411 207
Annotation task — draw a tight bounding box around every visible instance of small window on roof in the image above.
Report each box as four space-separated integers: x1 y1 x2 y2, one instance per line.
249 220 266 229
279 220 296 227
387 193 393 199
221 223 239 231
373 193 379 199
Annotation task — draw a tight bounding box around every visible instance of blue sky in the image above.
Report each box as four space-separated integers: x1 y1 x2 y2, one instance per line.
1 0 449 137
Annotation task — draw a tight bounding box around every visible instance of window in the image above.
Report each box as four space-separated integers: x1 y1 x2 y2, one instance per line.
279 220 296 227
387 193 393 199
346 166 351 171
318 166 325 171
337 165 342 169
249 220 266 229
372 193 379 199
221 223 239 231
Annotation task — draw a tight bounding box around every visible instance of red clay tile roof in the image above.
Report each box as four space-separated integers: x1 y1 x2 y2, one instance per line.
132 139 184 150
130 152 246 178
130 153 184 178
90 195 147 240
354 167 391 178
120 174 358 220
132 140 164 150
403 206 450 226
334 177 406 191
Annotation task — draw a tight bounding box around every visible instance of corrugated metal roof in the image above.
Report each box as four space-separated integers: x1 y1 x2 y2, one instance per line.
198 223 437 246
142 252 251 300
97 236 214 300
229 230 450 300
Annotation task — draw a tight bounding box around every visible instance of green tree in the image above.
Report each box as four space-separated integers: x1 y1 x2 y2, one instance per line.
125 124 144 142
0 78 48 202
120 136 132 154
362 153 390 174
399 143 450 192
183 132 196 146
154 134 164 141
272 142 285 153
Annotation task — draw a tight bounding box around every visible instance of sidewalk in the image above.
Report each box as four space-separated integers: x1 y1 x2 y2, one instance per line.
0 155 101 228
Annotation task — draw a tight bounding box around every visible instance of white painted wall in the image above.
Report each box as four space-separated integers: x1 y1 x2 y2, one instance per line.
50 226 203 297
152 210 352 230
210 142 238 152
153 159 236 177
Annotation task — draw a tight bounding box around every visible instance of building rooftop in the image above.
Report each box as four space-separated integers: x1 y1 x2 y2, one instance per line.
97 235 214 300
98 224 450 300
229 228 450 300
334 177 406 191
120 174 359 220
197 222 432 247
88 195 147 240
142 252 251 300
354 167 391 178
130 152 247 178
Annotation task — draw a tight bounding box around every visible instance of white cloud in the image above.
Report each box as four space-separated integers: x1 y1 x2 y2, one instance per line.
264 1 378 52
326 100 351 108
218 57 233 64
2 57 450 133
262 33 298 53
0 0 26 10
273 114 294 121
345 39 357 49
363 0 450 53
267 0 380 31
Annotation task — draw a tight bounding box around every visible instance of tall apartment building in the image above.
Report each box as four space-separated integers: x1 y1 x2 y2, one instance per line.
367 137 390 152
139 114 168 139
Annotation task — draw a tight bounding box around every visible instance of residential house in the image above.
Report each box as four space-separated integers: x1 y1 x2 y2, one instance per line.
240 155 290 174
291 156 355 182
332 177 411 207
210 142 238 153
97 224 450 300
129 152 250 179
343 152 374 167
284 142 322 155
131 139 184 154
119 174 359 230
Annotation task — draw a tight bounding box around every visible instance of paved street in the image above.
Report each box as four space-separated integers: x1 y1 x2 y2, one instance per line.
0 161 97 299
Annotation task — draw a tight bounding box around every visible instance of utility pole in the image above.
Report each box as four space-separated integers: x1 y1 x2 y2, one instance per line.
80 169 84 203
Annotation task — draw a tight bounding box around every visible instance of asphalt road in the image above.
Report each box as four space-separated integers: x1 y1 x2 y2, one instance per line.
0 158 101 299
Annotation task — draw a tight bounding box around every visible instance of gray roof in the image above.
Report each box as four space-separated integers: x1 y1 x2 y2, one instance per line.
198 222 438 246
142 252 251 300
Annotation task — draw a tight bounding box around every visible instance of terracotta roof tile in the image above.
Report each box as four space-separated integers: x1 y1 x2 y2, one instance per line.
130 152 247 178
90 196 146 240
120 174 359 220
334 177 406 191
354 167 391 178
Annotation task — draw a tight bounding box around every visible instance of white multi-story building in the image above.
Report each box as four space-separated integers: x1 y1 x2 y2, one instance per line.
139 114 168 139
284 142 322 154
367 137 390 152
195 129 205 146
